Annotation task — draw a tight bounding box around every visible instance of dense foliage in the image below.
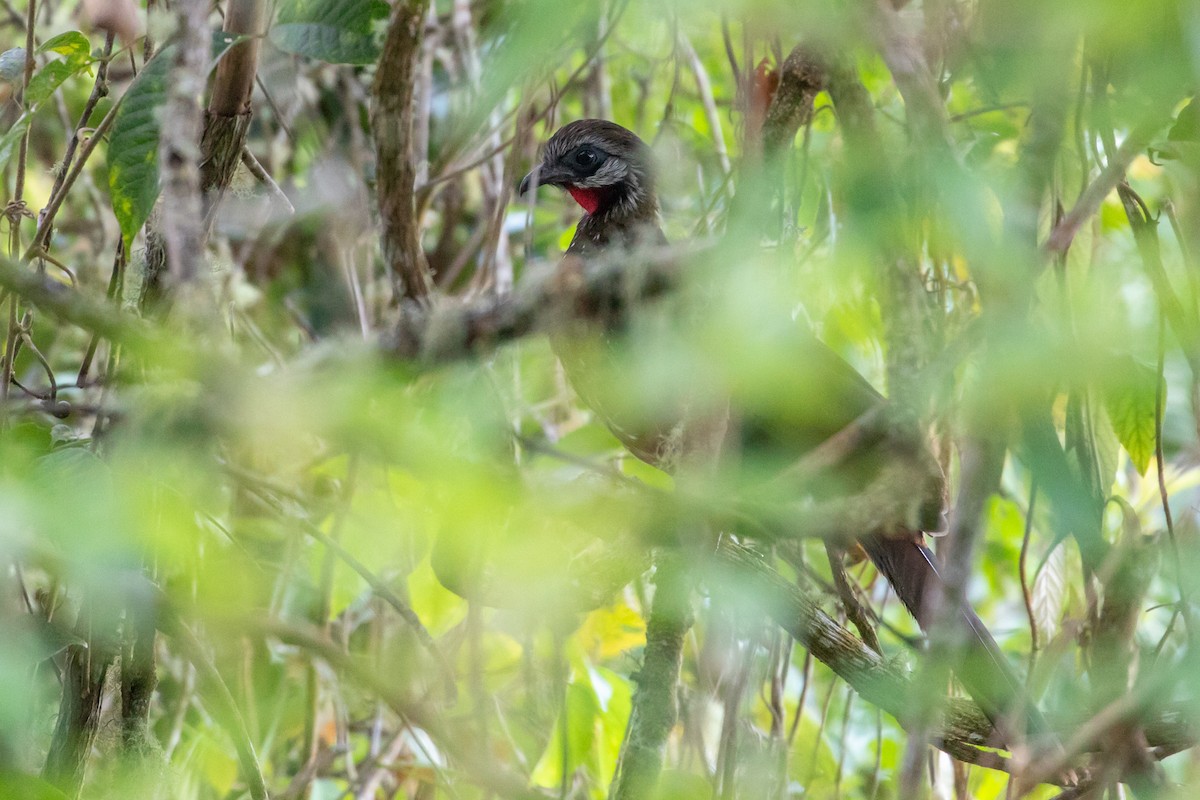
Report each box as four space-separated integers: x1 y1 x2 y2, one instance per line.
2 0 1200 798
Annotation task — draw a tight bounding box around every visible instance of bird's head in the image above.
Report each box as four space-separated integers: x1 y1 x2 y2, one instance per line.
519 119 657 220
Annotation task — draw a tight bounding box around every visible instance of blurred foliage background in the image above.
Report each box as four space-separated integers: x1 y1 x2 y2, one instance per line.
2 0 1200 798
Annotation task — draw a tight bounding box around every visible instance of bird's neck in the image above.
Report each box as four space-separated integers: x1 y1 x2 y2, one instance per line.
569 197 663 258
567 187 605 215
572 178 657 224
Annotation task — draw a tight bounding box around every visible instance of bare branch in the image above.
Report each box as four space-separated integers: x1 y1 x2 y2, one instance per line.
156 0 211 287
373 0 436 304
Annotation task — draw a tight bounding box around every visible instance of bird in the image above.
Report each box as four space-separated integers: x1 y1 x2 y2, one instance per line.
519 118 1043 738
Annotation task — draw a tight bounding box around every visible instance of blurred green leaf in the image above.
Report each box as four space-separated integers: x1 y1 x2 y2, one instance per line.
652 770 713 800
531 680 600 789
0 773 68 800
407 556 467 637
271 0 390 65
192 733 239 796
1102 355 1162 475
1065 390 1119 500
589 664 633 790
789 709 838 795
310 779 346 800
1033 543 1067 644
0 122 31 177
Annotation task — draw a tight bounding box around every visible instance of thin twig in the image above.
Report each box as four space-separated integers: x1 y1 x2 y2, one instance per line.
44 31 116 214
1043 124 1160 258
1020 479 1040 675
29 102 122 258
1155 313 1190 642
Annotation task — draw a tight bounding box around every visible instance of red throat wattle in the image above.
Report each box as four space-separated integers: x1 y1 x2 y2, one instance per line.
567 186 603 215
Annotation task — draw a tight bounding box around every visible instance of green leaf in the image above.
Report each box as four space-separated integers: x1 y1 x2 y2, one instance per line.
653 771 714 800
531 681 600 789
589 665 632 790
789 709 838 793
0 36 94 174
0 774 68 800
0 116 30 175
37 31 91 60
1032 542 1066 643
1102 355 1162 475
1065 389 1119 499
107 33 240 242
27 31 94 106
107 48 171 243
272 0 391 65
25 58 88 107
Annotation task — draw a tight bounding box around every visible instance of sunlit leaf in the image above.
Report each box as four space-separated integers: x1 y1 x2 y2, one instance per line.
407 556 467 637
0 36 94 174
1032 543 1066 644
37 31 92 60
192 734 239 796
579 601 645 660
1103 355 1162 475
589 665 632 787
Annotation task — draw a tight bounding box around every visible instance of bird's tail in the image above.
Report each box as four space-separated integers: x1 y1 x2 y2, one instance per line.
859 533 1047 738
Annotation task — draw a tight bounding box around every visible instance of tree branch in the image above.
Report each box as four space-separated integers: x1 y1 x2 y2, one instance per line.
1043 124 1161 258
155 0 210 288
373 0 435 304
42 609 116 796
383 245 686 361
201 0 269 230
608 552 693 800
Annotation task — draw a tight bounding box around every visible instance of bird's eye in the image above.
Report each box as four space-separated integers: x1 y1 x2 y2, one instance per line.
573 148 599 168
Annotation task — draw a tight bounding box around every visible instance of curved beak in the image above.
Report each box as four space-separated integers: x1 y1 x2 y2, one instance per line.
518 170 537 197
518 164 569 196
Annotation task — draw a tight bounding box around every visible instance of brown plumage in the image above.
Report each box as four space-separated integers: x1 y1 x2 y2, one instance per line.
521 118 1042 736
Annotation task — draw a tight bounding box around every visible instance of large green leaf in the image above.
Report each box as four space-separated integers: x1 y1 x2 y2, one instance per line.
1102 354 1162 475
531 681 600 789
107 49 171 243
271 0 390 65
107 33 239 243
